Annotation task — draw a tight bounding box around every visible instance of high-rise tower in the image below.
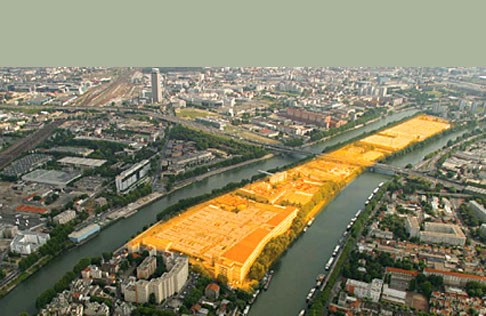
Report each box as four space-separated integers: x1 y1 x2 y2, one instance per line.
151 68 162 104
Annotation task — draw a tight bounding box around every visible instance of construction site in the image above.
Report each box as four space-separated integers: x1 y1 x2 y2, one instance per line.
127 115 451 288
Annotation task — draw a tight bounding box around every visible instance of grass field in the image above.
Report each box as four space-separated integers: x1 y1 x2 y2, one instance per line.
175 108 217 119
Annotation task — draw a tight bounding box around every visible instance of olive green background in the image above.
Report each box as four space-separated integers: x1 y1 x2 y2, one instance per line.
1 0 484 66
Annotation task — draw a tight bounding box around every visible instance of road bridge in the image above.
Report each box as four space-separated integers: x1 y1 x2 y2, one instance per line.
368 163 466 191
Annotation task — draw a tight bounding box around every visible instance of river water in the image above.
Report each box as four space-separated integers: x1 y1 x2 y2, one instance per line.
249 125 470 316
2 109 469 316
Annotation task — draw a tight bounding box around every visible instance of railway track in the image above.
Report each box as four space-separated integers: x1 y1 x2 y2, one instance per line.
0 120 65 170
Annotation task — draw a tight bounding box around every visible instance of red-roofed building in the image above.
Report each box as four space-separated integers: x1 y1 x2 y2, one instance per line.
15 204 48 214
205 283 220 300
424 268 486 287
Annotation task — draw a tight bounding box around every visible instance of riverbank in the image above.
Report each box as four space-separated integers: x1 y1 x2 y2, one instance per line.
126 115 450 289
109 153 275 221
307 182 387 315
0 153 275 300
171 153 275 190
302 106 417 148
0 111 449 316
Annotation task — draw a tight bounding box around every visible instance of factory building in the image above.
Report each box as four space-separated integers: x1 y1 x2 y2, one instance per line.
57 156 107 169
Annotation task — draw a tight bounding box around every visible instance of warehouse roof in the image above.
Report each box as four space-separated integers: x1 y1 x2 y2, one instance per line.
58 156 107 167
22 169 82 186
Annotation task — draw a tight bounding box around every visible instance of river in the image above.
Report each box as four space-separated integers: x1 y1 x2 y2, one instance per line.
249 126 471 316
3 108 461 316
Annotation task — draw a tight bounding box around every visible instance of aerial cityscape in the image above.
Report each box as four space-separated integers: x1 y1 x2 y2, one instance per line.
0 67 484 316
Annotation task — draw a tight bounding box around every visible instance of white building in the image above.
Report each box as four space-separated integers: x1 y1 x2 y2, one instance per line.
405 216 420 238
468 200 486 222
10 231 50 255
420 222 466 246
381 284 407 305
345 278 383 303
115 160 151 194
122 256 188 304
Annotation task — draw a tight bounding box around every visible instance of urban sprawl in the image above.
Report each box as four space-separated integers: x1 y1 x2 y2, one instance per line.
0 67 484 316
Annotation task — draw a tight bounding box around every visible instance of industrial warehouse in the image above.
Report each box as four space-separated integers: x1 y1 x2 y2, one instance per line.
68 224 101 243
127 115 451 288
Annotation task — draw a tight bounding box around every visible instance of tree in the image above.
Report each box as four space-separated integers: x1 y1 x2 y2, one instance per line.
120 260 129 271
148 293 157 305
466 281 486 297
216 274 228 285
73 257 91 274
183 288 202 308
91 256 102 266
102 252 112 261
420 281 433 298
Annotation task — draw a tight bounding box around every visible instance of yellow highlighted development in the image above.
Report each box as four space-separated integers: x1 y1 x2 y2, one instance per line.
127 115 450 287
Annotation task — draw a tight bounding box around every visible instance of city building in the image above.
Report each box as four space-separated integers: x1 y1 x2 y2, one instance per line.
205 283 220 300
83 301 110 316
424 268 486 287
10 231 50 255
81 265 105 279
115 160 150 194
345 278 383 303
21 169 82 188
57 156 107 169
381 284 407 305
195 117 227 130
122 256 188 304
385 267 418 291
429 291 485 316
480 223 486 238
419 222 466 246
68 224 101 243
284 107 332 128
151 68 162 104
137 256 157 279
468 200 486 222
48 146 94 157
169 151 214 172
53 210 77 225
0 224 19 238
404 216 420 238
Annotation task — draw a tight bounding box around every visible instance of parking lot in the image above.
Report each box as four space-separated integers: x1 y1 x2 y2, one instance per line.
0 154 53 178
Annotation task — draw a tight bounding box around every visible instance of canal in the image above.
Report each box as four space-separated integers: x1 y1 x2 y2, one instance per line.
0 108 456 316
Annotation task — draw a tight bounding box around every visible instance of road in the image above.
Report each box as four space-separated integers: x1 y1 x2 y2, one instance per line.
372 163 466 191
415 131 486 173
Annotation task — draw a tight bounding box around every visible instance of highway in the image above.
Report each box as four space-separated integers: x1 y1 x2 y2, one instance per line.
371 163 466 191
415 130 486 173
